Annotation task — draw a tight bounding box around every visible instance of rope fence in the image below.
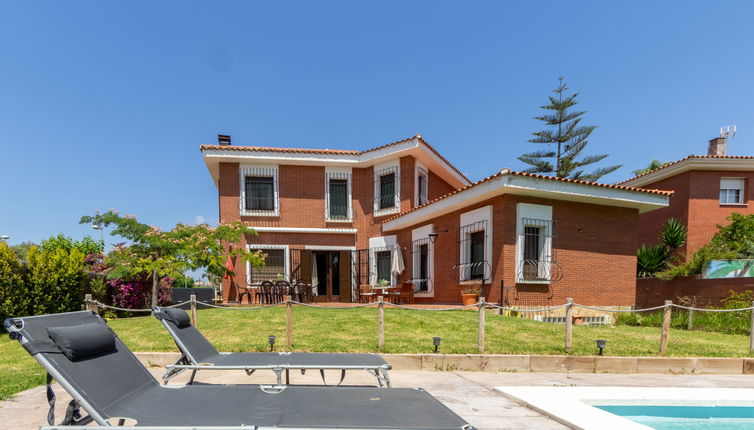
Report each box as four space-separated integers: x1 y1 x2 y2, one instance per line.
83 294 754 355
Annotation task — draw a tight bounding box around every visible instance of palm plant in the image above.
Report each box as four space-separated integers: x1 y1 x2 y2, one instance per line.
636 218 687 277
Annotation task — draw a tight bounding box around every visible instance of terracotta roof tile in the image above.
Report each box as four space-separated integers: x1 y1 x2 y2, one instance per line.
382 169 673 223
617 155 754 184
200 134 471 184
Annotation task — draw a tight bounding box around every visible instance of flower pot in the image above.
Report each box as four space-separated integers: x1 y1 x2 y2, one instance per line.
461 293 479 306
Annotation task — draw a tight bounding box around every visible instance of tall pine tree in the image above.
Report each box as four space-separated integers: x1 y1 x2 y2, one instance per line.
518 77 621 181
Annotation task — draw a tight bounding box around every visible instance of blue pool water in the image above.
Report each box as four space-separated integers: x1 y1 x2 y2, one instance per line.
595 405 754 429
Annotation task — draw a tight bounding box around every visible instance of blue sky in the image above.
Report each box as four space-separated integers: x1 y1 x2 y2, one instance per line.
2 1 753 246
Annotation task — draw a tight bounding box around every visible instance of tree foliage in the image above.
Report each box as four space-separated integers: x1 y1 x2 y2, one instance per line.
25 245 86 315
632 159 669 176
518 77 621 181
660 213 754 279
636 218 687 278
0 242 25 323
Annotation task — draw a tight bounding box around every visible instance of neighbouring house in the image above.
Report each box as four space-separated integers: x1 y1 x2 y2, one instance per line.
620 135 754 307
619 135 754 259
201 134 671 308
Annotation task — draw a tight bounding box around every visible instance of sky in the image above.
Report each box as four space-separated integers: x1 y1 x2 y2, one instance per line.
1 1 754 246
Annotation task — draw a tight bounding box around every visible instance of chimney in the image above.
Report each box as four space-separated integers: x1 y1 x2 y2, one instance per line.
217 134 231 146
707 136 727 156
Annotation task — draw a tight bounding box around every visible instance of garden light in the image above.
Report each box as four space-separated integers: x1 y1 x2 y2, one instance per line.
428 232 439 244
432 336 441 353
596 339 607 356
268 335 276 351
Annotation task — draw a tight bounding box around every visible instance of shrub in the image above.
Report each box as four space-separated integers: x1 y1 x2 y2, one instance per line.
25 246 86 315
0 242 27 322
110 275 172 310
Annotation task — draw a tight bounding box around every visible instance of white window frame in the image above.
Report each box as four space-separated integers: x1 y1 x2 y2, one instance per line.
368 235 397 286
415 163 429 208
458 206 493 283
411 224 434 297
324 168 353 222
246 244 289 285
373 161 401 216
720 177 745 205
240 165 280 217
515 203 553 284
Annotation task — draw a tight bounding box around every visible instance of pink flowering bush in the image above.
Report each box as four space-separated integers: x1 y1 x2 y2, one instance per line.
109 275 172 309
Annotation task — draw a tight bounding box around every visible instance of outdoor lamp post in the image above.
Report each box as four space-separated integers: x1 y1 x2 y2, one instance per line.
432 336 441 353
268 335 276 352
428 232 438 244
0 235 8 240
596 339 607 356
92 224 104 243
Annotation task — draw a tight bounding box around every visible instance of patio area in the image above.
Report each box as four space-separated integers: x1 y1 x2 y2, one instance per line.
5 368 754 430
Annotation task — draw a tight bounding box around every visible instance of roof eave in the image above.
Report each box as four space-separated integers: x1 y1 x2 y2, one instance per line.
621 158 754 187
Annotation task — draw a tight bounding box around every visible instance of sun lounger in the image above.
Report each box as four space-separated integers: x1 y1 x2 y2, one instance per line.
152 306 392 386
5 311 474 430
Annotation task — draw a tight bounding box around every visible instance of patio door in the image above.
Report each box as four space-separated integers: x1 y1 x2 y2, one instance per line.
312 251 351 302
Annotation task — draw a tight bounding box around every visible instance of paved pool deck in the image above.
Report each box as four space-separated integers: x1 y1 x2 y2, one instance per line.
3 369 754 430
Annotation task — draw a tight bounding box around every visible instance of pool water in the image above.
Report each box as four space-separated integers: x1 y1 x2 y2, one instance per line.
595 405 754 429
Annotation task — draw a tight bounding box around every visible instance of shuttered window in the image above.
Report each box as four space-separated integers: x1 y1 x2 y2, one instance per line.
329 179 348 218
720 178 745 204
379 173 396 209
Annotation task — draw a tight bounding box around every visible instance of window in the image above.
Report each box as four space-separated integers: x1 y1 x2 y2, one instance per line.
522 226 543 280
380 173 396 209
469 231 485 279
720 178 745 204
418 244 429 291
248 247 288 283
416 168 429 207
245 177 275 211
376 251 392 283
328 179 348 219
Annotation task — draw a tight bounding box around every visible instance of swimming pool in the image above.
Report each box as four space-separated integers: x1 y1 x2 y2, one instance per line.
496 386 754 430
595 405 754 429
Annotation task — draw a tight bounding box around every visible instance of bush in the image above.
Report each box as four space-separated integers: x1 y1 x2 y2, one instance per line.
109 275 172 310
0 242 27 322
25 246 86 315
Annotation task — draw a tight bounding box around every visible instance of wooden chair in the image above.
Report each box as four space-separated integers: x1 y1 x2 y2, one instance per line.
399 282 414 304
358 285 376 303
384 286 401 304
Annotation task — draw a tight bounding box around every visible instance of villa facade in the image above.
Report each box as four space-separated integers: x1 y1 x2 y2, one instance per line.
202 134 671 306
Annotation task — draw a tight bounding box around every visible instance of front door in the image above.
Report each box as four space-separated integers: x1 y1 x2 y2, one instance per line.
312 251 352 302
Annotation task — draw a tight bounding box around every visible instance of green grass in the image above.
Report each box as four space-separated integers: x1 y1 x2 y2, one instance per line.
3 307 753 400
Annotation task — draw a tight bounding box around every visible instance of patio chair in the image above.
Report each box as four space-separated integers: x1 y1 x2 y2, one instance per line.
295 281 312 302
399 282 415 304
385 286 401 304
275 280 291 302
256 280 275 304
357 285 376 303
5 311 473 430
234 280 254 304
152 306 392 386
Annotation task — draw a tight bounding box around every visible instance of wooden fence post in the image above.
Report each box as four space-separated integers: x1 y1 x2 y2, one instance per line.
478 297 485 353
286 295 293 349
190 294 198 328
377 296 384 351
564 298 573 354
687 308 694 331
85 294 97 314
659 300 672 356
749 301 754 354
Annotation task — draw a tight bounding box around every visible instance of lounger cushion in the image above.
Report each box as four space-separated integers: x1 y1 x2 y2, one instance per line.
47 322 116 361
161 308 191 328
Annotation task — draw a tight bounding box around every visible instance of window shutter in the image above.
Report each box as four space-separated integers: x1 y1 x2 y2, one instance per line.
720 178 744 190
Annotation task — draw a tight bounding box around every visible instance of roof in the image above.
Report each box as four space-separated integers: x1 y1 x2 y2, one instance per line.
381 169 672 230
200 134 471 184
618 155 754 188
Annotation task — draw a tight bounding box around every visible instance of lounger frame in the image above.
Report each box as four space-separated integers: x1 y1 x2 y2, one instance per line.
154 307 391 387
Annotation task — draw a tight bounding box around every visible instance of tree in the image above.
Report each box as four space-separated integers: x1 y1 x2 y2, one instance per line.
632 160 669 176
10 241 36 262
518 77 621 181
636 218 687 278
80 211 265 307
0 242 25 323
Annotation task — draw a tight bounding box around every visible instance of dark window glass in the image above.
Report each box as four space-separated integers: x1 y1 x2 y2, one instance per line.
469 231 485 279
417 174 427 205
329 179 348 218
250 248 285 282
418 243 429 291
245 176 274 211
380 173 396 209
376 250 392 283
523 226 542 279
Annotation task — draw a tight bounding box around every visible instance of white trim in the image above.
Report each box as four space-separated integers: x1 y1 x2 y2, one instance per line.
304 245 357 251
720 177 745 205
239 164 280 217
250 227 357 234
411 224 434 297
382 172 670 231
325 168 353 222
373 161 401 215
516 203 553 284
246 244 289 285
459 206 493 281
620 157 754 187
368 235 397 286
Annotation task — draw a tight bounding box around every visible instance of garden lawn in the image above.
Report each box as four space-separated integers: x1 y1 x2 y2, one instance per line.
3 306 753 400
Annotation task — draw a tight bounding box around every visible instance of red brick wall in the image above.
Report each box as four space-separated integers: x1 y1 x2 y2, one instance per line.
636 276 754 308
393 195 639 306
638 170 753 257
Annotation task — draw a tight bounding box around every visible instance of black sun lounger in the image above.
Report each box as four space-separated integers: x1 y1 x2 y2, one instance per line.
5 311 474 430
152 305 392 386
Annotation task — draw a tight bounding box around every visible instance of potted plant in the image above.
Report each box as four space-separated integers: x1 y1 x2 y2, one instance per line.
460 284 481 306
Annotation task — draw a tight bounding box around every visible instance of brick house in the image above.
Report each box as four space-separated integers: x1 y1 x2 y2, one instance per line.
202 134 670 306
619 136 754 258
